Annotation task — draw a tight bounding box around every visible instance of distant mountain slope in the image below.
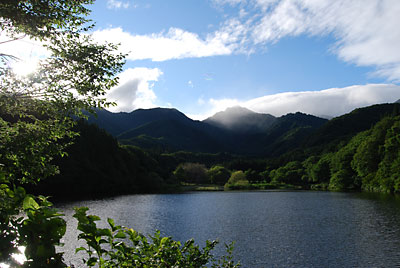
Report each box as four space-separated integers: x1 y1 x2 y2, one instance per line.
87 106 329 156
241 112 328 156
86 106 360 156
87 108 191 136
306 103 400 148
396 99 400 103
117 119 230 153
204 106 276 133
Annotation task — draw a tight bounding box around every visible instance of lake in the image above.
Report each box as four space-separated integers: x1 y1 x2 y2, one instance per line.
57 191 400 267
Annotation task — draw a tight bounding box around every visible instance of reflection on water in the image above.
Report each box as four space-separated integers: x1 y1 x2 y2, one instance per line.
57 191 400 267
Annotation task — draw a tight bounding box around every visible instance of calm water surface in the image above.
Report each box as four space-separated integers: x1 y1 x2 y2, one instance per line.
57 191 400 267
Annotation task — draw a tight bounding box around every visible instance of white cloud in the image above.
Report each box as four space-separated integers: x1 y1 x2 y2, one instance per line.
246 0 400 81
107 0 130 9
188 84 400 120
209 98 242 112
212 0 246 6
92 27 238 61
106 67 162 112
96 0 400 81
245 84 400 117
188 98 241 120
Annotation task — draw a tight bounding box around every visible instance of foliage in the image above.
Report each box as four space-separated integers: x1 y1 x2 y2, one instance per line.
226 171 246 184
73 207 240 268
174 163 209 184
244 169 263 183
0 0 93 40
224 171 249 190
269 161 304 185
306 103 400 149
373 118 400 192
19 196 67 268
28 121 170 199
254 113 400 193
207 165 231 185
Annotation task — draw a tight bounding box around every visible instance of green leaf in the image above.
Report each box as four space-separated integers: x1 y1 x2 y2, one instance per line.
75 247 86 253
86 257 98 266
107 218 115 229
161 237 169 245
23 195 39 210
115 231 126 239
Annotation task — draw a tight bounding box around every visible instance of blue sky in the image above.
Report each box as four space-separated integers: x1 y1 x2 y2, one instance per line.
4 0 400 119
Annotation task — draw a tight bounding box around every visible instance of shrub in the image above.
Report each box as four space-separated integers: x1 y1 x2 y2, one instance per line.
224 171 250 190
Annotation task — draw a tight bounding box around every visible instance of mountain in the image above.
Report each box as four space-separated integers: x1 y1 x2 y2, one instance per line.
85 103 400 157
240 112 328 156
305 103 400 149
396 99 400 103
117 119 230 153
87 107 191 137
87 106 327 156
204 106 276 134
88 107 234 153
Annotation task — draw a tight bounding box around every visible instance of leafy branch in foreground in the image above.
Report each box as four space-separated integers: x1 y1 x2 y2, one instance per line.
0 0 125 266
73 207 240 268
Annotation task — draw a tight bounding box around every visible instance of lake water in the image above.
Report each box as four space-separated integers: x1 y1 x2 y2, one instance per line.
57 191 400 267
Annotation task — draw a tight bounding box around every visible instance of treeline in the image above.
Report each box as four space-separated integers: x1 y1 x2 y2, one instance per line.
264 115 400 193
32 121 178 199
35 105 400 199
34 120 269 198
163 114 400 193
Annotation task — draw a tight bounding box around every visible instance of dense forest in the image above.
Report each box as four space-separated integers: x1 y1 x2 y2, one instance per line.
34 103 400 198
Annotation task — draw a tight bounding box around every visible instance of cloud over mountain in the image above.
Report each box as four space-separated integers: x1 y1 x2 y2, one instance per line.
106 68 162 112
193 84 400 120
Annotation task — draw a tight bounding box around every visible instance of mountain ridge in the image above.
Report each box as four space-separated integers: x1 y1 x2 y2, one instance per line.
204 106 276 134
87 103 400 156
88 106 327 156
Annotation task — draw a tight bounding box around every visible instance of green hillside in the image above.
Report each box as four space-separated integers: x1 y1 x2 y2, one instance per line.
90 107 327 156
305 103 400 151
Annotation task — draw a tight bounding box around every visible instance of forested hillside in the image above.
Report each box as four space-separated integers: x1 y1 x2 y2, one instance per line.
37 103 400 198
89 107 327 156
279 114 400 193
256 103 400 193
305 103 400 150
31 121 176 199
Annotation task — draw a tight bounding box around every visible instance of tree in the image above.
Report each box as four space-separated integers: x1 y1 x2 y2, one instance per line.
207 165 231 185
0 0 124 266
270 161 304 185
225 170 249 190
244 169 263 183
329 132 367 191
173 162 209 184
302 154 332 184
374 118 400 192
